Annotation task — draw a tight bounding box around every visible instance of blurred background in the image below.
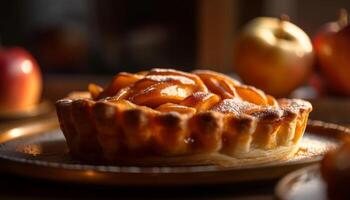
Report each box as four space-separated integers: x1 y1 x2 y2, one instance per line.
0 2 350 199
0 0 349 74
1 0 350 124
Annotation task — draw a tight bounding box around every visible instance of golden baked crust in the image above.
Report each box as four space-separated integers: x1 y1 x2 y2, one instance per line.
56 68 312 166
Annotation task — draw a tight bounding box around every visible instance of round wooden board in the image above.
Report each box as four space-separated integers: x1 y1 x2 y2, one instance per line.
0 119 348 186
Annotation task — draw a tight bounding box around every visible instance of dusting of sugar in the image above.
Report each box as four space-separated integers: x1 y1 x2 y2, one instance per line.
294 134 339 160
145 75 195 85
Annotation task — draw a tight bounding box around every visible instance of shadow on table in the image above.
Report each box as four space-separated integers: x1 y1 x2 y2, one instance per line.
0 173 275 200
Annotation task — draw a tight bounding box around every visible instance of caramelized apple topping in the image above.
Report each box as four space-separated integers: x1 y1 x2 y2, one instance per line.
58 68 312 162
88 83 103 99
89 68 280 115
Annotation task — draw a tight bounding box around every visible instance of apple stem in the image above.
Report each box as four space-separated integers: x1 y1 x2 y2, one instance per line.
276 14 290 39
280 14 290 23
339 9 348 27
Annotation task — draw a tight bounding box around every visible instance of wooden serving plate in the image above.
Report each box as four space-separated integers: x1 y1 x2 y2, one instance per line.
0 118 348 186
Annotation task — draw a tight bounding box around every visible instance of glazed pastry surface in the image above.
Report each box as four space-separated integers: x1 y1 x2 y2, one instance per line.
56 68 312 166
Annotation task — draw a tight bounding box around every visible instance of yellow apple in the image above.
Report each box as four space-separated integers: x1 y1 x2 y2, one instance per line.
234 16 314 97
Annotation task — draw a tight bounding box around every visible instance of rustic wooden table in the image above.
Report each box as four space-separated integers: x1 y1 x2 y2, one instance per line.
0 171 275 200
0 74 348 200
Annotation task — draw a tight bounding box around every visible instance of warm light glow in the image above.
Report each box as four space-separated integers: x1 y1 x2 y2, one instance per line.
160 85 188 98
257 29 276 46
8 128 23 138
296 50 306 58
21 59 33 74
321 44 333 57
16 144 42 156
85 170 97 177
284 22 313 53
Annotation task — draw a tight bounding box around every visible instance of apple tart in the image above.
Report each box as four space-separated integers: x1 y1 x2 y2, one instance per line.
56 68 312 166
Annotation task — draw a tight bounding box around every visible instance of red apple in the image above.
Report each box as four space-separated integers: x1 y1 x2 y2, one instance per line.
313 9 350 96
234 16 314 97
0 47 42 113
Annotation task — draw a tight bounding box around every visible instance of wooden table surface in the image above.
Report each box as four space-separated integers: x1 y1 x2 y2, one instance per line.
0 74 349 200
0 114 276 200
0 171 275 200
0 75 274 200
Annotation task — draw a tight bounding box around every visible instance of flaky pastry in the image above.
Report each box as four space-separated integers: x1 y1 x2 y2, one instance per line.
56 68 312 166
